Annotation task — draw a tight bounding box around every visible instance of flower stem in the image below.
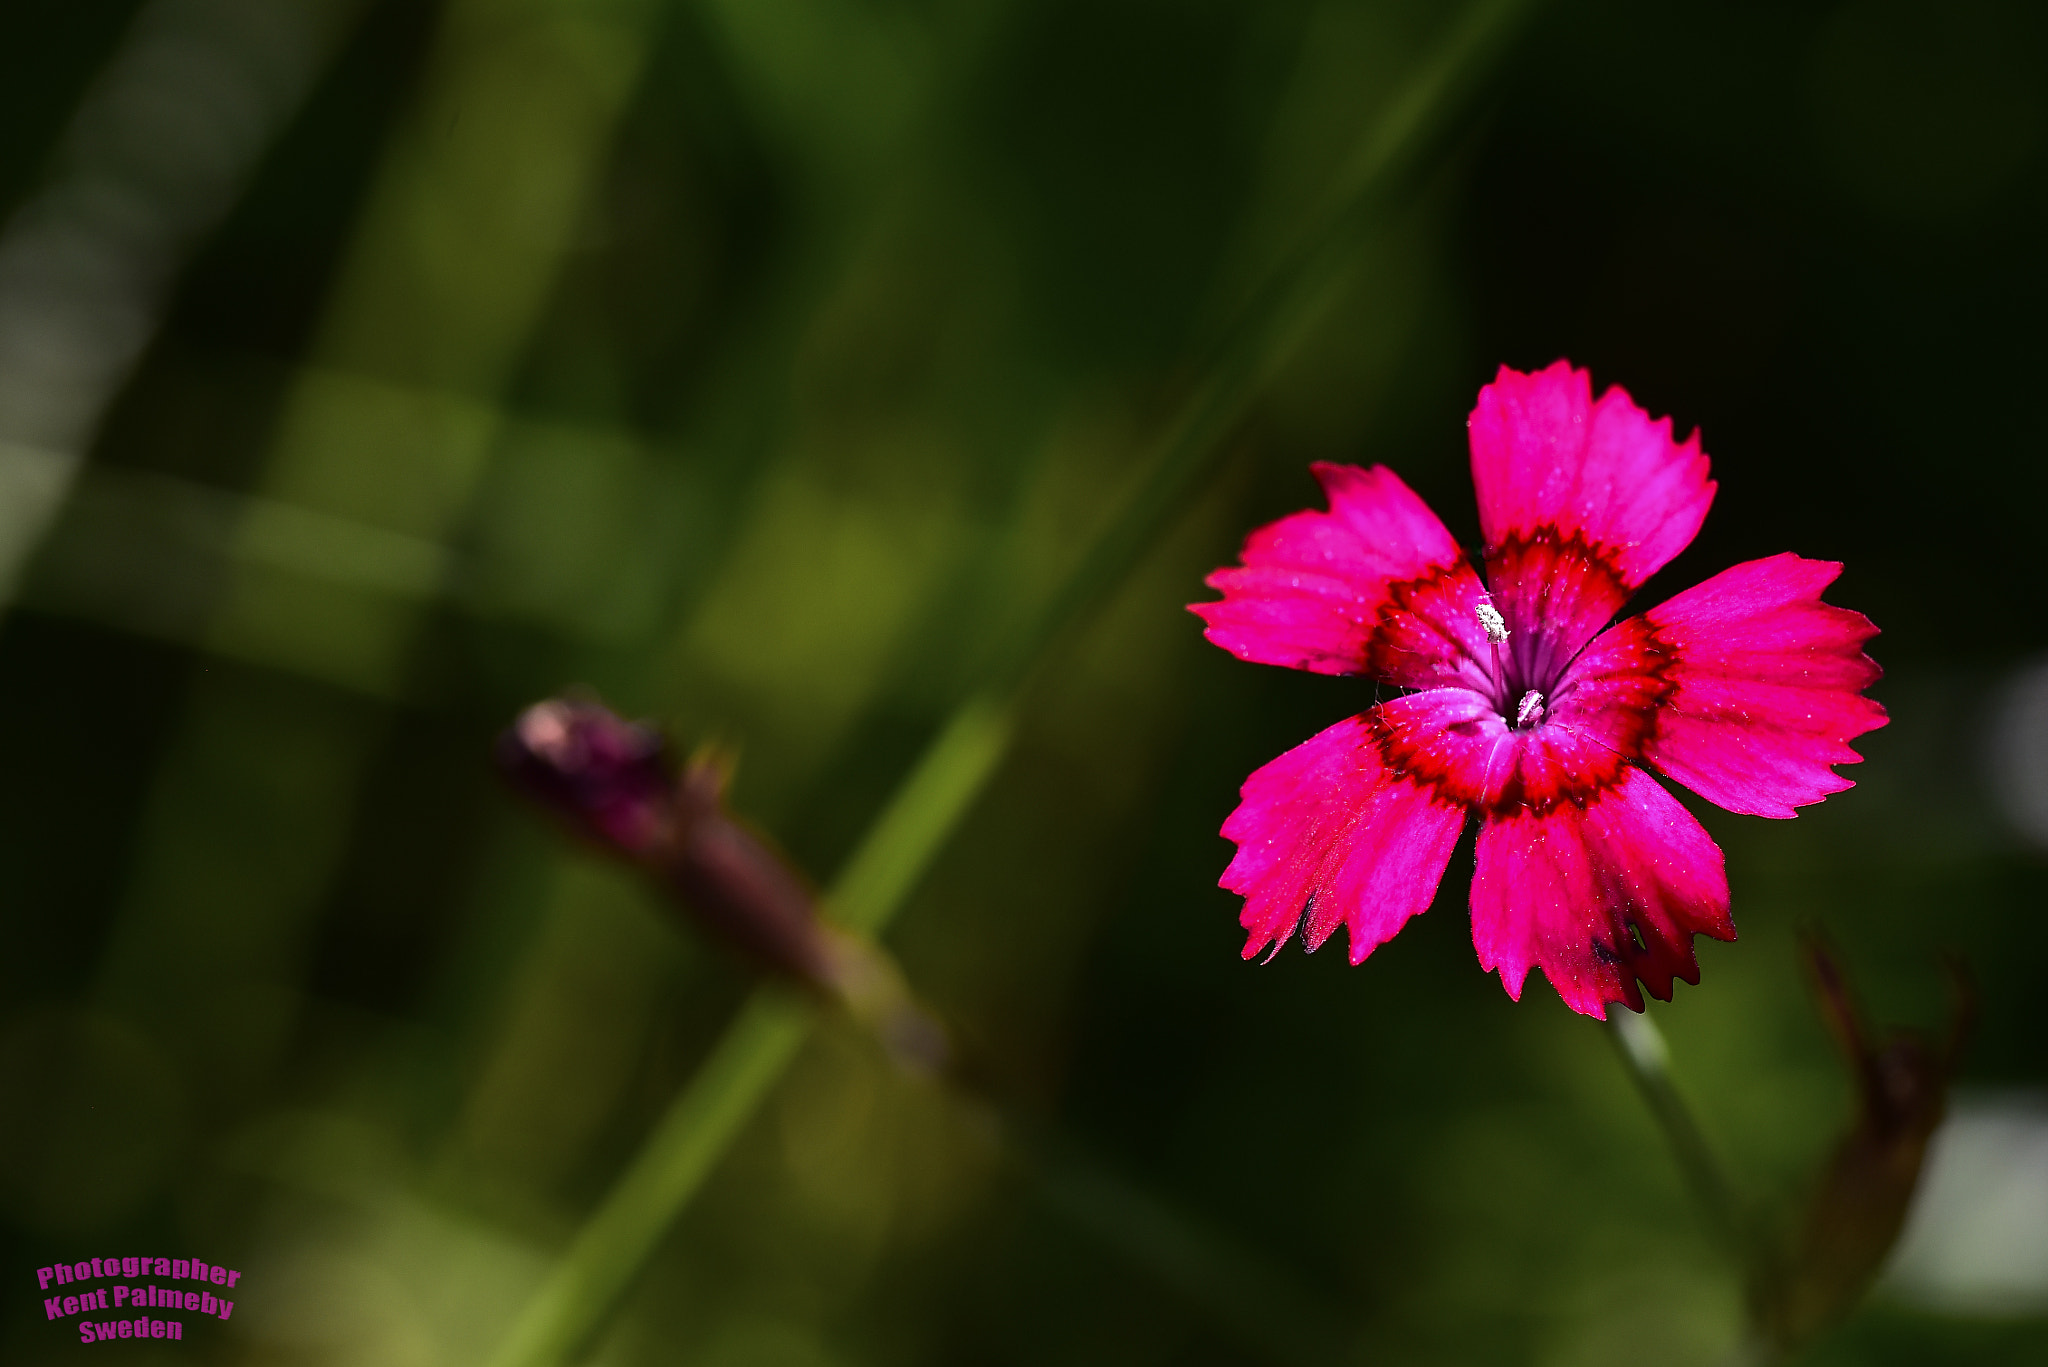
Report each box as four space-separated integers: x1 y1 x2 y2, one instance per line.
1606 1009 1754 1263
484 4 1540 1361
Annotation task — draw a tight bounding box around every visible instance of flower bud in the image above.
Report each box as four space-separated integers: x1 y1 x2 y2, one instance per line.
497 697 952 1072
497 699 673 855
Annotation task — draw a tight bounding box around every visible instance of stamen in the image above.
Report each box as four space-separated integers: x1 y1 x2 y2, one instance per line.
1516 690 1544 727
1475 601 1509 645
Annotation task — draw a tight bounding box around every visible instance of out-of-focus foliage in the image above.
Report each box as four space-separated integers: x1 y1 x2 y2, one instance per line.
1 0 2045 1364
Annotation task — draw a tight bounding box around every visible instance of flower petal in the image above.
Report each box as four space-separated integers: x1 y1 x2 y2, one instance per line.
1193 462 1492 691
1374 685 1638 818
1486 531 1633 693
1470 766 1733 1019
1470 361 1716 586
1469 363 1716 672
1542 613 1670 773
1222 705 1468 965
1642 553 1886 818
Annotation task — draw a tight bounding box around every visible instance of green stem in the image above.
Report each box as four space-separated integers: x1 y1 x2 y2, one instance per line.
484 701 1012 1367
483 990 811 1367
1606 1010 1753 1263
825 692 1016 937
485 4 1540 1362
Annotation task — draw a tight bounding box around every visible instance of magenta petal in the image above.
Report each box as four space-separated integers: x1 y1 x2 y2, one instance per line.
1221 709 1466 965
1469 361 1716 587
1642 553 1887 818
1485 532 1632 692
1192 462 1493 692
1470 766 1733 1019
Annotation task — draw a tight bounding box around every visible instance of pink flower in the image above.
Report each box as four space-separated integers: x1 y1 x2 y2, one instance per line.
1191 362 1886 1018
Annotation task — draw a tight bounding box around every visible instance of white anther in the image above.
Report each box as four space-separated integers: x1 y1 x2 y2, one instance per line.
1475 601 1509 645
1517 690 1545 727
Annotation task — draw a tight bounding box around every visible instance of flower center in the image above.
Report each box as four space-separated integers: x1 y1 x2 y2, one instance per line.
1472 600 1543 722
1472 601 1561 726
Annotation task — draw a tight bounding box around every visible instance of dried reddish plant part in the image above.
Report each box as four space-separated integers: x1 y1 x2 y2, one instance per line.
1752 938 1972 1349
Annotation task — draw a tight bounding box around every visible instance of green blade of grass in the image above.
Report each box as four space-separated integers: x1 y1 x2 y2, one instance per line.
484 697 1013 1367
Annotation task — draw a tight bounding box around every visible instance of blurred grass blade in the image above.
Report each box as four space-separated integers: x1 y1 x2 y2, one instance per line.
827 691 1016 936
0 0 368 602
93 0 668 1117
985 0 1531 690
485 3 1540 1363
486 698 1013 1367
484 989 814 1367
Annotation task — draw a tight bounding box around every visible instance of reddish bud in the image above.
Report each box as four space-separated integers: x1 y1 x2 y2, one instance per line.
499 698 835 984
1754 937 1974 1349
497 697 951 1072
498 699 673 855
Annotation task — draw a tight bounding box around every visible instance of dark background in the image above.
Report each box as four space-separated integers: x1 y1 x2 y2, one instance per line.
0 0 2042 1363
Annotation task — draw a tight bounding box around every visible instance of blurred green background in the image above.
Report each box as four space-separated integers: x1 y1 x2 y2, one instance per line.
2 0 2045 1363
